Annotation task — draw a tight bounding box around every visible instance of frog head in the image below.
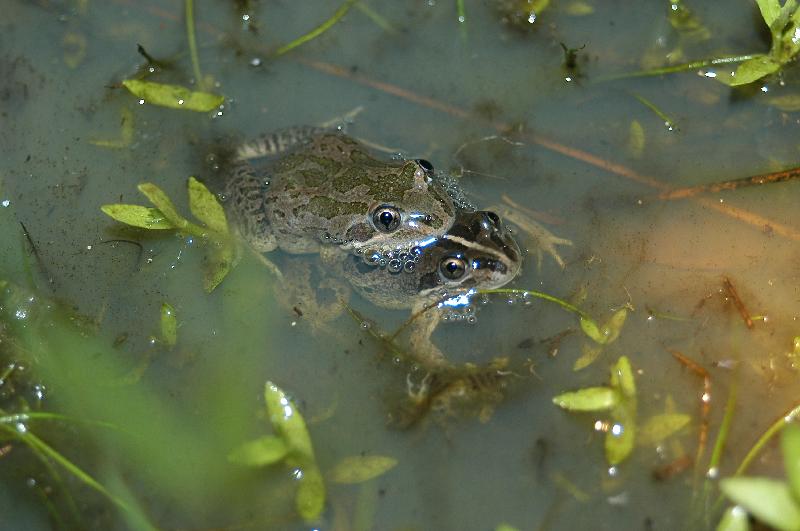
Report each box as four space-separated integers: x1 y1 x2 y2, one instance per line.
340 210 521 309
340 157 457 255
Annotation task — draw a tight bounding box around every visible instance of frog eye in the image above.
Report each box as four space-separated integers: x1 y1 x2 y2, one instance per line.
415 159 434 174
371 205 402 233
439 256 467 280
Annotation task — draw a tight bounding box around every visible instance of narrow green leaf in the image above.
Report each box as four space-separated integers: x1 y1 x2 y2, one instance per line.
122 79 224 112
295 465 326 522
756 0 782 28
637 413 691 446
565 2 594 15
573 343 603 371
716 506 750 531
187 177 228 234
605 403 636 465
264 381 315 462
100 204 176 230
720 477 800 531
329 455 398 484
203 242 235 293
495 525 521 531
137 183 189 229
160 302 177 347
227 435 289 467
552 386 619 412
580 316 605 344
718 55 781 86
627 120 645 159
782 424 800 500
610 356 636 399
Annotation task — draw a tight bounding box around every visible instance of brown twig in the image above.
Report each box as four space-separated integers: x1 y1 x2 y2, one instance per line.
722 276 753 329
659 166 800 200
668 349 711 472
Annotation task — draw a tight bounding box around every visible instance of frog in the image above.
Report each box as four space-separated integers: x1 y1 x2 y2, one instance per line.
222 128 458 260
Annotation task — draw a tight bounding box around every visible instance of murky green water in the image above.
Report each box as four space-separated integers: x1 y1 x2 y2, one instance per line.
3 0 800 529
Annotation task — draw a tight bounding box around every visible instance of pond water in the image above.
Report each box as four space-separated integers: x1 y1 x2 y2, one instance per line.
2 0 800 529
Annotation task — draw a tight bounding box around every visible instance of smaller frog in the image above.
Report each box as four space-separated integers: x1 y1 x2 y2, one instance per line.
223 129 458 258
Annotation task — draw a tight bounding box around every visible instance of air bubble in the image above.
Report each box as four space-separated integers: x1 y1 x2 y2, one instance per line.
403 261 416 273
360 321 371 330
467 315 477 324
387 259 403 274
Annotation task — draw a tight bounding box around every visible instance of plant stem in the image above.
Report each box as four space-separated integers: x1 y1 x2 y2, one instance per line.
599 54 758 81
478 288 591 320
185 0 204 88
275 0 359 57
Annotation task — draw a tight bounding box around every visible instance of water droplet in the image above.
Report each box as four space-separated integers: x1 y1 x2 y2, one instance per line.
387 259 403 274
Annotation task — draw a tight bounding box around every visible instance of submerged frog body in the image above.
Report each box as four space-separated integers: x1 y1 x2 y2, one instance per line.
224 130 457 257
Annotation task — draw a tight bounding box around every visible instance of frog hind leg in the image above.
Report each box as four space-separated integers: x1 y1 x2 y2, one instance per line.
224 164 277 253
235 126 324 161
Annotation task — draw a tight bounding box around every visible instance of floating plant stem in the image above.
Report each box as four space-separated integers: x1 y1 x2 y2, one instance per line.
274 0 359 57
355 2 397 33
479 288 591 320
735 400 800 477
632 93 675 130
185 0 204 88
722 276 754 329
599 54 757 81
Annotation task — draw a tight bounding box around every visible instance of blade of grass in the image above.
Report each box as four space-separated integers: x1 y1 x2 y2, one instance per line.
274 0 359 57
354 2 397 33
0 424 131 513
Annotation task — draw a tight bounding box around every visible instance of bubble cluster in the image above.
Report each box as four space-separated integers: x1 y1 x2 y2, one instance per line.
356 245 423 274
440 303 478 324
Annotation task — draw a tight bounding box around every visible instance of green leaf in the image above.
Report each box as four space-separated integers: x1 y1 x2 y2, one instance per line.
295 466 326 522
203 242 235 293
718 55 781 86
756 0 782 28
602 308 628 345
637 413 691 446
716 506 750 531
782 423 800 500
720 477 800 531
605 402 636 466
765 94 800 111
573 343 603 371
627 120 645 159
188 177 228 235
122 79 224 112
610 356 636 399
552 386 619 411
137 183 189 229
564 2 593 15
227 435 288 467
264 381 315 462
495 525 521 531
580 316 604 343
160 302 177 347
329 455 398 484
100 204 176 230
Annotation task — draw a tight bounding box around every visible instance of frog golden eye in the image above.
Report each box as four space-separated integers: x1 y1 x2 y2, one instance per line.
416 159 434 173
372 205 401 233
439 256 467 280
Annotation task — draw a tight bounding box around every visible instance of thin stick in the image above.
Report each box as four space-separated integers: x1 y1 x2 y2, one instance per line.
669 350 711 473
722 276 753 329
659 166 800 200
274 0 359 57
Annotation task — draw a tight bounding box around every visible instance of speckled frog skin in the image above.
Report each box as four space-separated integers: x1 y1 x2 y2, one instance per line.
224 130 457 257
